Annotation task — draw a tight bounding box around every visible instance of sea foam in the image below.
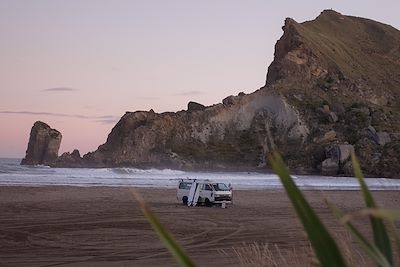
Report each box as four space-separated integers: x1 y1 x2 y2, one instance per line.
1 158 400 190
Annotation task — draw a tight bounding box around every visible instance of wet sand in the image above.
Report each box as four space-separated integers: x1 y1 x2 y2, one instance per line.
0 186 399 266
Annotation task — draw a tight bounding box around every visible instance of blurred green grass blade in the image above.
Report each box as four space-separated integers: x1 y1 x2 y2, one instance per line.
360 208 400 221
270 151 347 267
131 190 196 267
388 220 400 263
351 152 393 265
348 207 400 262
327 200 391 267
142 207 196 267
340 208 400 223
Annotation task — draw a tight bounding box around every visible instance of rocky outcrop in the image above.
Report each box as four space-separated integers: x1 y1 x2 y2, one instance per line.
21 121 62 165
55 149 84 167
80 91 309 169
187 101 206 112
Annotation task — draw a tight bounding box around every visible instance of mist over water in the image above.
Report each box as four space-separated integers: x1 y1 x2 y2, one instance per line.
0 158 399 190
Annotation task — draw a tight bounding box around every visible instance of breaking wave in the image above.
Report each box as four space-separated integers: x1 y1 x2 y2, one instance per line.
1 158 400 190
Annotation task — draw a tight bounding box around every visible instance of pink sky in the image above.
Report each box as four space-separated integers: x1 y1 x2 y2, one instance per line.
1 0 399 158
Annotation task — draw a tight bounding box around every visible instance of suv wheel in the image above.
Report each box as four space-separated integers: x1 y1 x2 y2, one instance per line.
182 196 188 205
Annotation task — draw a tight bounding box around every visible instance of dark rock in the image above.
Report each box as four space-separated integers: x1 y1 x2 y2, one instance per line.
342 161 353 176
322 158 339 175
321 144 354 175
367 126 391 146
56 149 83 167
187 101 206 112
337 144 354 164
313 130 336 143
367 125 377 135
376 132 391 146
332 103 346 115
325 144 340 162
328 112 338 123
21 121 62 165
222 95 235 106
391 133 400 141
371 110 387 124
351 107 370 116
71 149 81 158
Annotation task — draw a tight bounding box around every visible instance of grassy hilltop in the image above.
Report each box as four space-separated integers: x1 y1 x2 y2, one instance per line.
266 10 400 177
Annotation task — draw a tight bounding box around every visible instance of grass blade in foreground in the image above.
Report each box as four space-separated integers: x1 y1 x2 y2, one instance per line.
348 208 400 263
131 189 196 267
269 151 347 267
326 200 391 267
351 152 393 266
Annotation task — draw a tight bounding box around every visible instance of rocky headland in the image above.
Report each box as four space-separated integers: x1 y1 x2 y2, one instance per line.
22 10 400 177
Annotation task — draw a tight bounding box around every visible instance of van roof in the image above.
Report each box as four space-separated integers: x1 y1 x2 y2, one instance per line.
179 178 216 183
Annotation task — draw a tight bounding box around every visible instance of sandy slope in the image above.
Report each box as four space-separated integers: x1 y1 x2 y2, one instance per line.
0 186 399 266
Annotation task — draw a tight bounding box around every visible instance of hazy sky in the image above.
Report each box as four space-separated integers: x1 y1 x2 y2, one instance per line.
1 0 399 158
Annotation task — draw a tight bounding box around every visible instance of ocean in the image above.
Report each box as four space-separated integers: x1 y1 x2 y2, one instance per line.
0 158 399 190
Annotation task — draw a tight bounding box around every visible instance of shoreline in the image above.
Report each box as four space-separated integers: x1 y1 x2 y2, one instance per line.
1 184 400 191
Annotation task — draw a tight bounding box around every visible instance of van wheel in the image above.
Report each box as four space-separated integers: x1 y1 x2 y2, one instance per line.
182 196 188 205
204 198 212 207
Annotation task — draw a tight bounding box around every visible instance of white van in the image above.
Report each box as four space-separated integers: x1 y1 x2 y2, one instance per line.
177 179 233 206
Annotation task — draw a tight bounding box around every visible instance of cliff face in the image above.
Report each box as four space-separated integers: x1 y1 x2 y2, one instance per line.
82 92 309 170
21 121 62 165
25 10 400 177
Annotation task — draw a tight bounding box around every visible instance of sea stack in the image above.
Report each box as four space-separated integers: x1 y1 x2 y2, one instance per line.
21 121 62 165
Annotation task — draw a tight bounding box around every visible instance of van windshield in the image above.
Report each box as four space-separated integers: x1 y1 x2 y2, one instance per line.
212 183 230 191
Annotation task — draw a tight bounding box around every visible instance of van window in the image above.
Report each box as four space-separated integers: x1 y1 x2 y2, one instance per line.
202 184 213 191
179 182 192 189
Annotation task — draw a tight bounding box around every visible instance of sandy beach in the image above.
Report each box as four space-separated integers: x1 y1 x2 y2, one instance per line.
0 186 399 266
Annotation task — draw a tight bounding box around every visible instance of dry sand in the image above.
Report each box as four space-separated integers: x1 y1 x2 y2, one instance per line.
0 186 399 266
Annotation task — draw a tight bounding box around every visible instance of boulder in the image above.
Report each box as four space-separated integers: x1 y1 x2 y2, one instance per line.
321 158 339 175
376 132 391 146
21 121 62 165
316 106 338 123
313 130 336 143
368 126 391 146
187 101 206 112
321 144 354 175
342 161 353 176
328 112 338 123
338 144 354 164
